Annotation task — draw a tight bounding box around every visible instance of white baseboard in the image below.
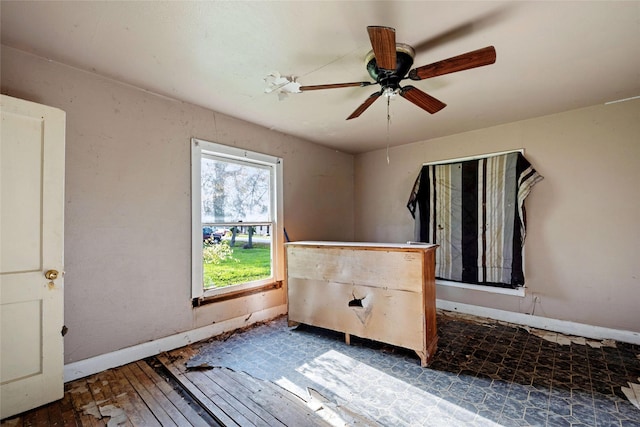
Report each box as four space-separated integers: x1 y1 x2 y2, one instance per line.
436 299 640 345
64 304 287 383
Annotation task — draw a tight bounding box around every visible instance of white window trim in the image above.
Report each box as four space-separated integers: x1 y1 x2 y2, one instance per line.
191 138 284 301
436 279 526 297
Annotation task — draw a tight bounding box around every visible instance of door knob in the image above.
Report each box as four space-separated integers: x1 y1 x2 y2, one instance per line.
45 270 59 280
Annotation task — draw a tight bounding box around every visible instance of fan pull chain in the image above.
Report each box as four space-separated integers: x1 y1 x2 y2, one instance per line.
386 96 391 164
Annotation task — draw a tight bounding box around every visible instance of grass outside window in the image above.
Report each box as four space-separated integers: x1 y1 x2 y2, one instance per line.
203 242 271 289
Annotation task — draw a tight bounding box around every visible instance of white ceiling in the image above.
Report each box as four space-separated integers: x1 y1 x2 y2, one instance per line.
2 1 639 154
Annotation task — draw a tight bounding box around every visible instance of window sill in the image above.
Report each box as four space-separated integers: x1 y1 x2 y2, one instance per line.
436 279 526 297
192 281 283 307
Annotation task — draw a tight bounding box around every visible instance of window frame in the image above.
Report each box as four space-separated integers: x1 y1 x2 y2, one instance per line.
191 138 284 302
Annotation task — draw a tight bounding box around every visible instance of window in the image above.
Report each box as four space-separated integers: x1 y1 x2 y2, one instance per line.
407 150 542 292
191 139 283 302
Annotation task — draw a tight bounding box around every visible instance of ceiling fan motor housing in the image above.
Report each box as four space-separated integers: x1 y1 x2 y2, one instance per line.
365 43 415 90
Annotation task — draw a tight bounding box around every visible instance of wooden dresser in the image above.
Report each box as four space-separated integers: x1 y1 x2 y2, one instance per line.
285 241 438 366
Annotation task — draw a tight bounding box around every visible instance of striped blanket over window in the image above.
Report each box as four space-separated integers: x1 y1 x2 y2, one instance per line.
407 152 543 288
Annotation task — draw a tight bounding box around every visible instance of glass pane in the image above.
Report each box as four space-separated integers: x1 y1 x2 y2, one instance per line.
201 156 273 290
201 157 271 223
202 225 272 290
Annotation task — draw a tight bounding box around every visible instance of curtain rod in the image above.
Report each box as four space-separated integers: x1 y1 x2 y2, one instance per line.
423 149 524 166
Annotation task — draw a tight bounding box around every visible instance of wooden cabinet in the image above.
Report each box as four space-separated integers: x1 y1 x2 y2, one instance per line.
286 241 438 366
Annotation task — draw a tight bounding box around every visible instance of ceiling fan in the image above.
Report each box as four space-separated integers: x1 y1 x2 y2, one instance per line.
299 26 496 120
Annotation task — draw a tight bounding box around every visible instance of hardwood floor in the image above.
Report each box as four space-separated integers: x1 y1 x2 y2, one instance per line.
1 346 329 427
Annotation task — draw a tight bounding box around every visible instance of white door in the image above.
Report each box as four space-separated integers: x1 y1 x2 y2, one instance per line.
1 95 65 419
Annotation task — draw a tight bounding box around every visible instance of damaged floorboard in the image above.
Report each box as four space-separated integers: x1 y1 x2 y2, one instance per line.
158 347 328 427
1 346 329 427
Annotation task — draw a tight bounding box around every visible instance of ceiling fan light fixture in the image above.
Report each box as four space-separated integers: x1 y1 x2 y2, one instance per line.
383 86 400 98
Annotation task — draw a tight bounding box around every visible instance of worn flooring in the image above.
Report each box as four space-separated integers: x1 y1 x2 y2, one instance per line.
2 310 639 426
1 350 330 427
188 312 640 426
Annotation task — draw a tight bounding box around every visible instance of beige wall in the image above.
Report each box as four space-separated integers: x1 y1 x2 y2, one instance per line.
3 43 638 364
1 47 355 363
355 99 640 333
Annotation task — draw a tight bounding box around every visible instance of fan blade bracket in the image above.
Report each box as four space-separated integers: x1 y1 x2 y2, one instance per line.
299 82 374 91
409 46 496 80
400 86 447 114
367 26 397 71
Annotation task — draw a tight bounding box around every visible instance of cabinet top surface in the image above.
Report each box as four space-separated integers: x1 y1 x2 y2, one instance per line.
285 241 437 250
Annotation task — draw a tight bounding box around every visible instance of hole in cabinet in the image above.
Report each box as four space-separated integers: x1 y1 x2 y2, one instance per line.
348 293 365 308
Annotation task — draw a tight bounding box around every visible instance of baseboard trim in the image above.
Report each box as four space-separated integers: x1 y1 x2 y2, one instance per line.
64 304 287 383
436 299 640 345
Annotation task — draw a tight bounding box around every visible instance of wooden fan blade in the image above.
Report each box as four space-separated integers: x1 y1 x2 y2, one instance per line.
347 91 382 120
300 81 373 91
408 46 496 80
367 26 396 71
400 86 446 114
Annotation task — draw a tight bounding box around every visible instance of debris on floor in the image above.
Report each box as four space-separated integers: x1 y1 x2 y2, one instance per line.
522 326 617 348
71 380 128 426
98 404 128 426
305 387 378 427
438 310 497 327
81 401 102 418
439 309 619 348
80 399 128 426
185 361 214 371
622 378 640 410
